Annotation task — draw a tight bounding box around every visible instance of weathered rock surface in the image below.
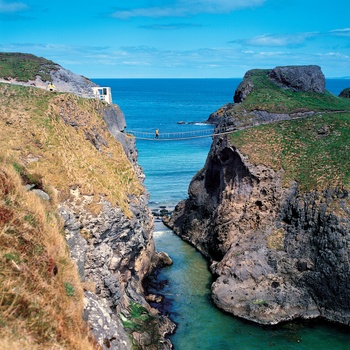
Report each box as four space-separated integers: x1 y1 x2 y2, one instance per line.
42 70 174 348
269 65 325 93
1 54 174 349
165 65 350 327
83 291 131 350
61 103 174 349
232 65 325 104
339 88 350 98
0 64 98 97
165 134 350 325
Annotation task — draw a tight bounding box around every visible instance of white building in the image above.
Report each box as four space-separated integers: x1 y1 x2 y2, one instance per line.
92 87 112 104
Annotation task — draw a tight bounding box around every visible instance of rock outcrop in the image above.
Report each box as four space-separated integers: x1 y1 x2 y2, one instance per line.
339 88 350 98
233 65 325 104
165 66 350 326
268 65 326 93
0 52 97 97
0 53 174 349
59 94 175 348
165 134 350 325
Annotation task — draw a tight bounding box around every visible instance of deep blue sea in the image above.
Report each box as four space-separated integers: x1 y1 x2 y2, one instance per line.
93 78 350 349
93 78 238 208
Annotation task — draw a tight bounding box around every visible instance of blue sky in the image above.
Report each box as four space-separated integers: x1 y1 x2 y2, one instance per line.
0 0 349 78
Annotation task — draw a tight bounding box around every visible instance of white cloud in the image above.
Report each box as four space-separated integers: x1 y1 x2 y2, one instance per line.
318 52 350 59
330 28 350 37
0 0 28 13
243 33 316 47
111 0 265 19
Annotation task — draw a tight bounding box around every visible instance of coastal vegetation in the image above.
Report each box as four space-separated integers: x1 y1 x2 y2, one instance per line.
231 112 350 191
0 52 58 82
0 83 143 217
120 302 161 349
237 69 350 113
0 159 97 350
0 81 145 348
228 69 350 191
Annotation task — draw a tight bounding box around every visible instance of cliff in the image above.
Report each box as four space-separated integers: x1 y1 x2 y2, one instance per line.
0 52 97 97
165 66 350 326
0 53 174 349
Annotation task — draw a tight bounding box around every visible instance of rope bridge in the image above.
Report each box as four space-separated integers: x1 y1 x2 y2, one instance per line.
126 128 235 141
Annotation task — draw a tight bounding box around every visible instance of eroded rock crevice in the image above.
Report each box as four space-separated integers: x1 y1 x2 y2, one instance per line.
166 132 350 326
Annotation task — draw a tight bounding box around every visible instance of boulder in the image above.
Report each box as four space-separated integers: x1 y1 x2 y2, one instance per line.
269 65 325 93
339 87 350 98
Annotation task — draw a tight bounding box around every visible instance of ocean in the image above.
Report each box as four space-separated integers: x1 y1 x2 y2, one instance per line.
93 77 350 349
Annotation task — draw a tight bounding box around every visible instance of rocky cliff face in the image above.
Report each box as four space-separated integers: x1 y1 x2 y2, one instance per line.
0 53 174 349
0 52 98 98
165 134 350 325
59 96 174 349
165 66 350 326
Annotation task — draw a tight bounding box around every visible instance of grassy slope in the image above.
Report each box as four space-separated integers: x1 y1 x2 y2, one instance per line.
0 83 143 349
239 69 350 113
230 70 350 191
0 161 96 350
0 53 58 82
0 83 143 216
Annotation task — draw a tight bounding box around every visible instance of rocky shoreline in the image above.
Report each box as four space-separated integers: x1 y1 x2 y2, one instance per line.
164 65 350 327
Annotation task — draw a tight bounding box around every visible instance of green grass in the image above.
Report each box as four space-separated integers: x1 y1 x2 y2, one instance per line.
230 112 350 191
0 52 58 82
0 82 143 217
119 302 161 349
0 160 97 350
236 69 350 113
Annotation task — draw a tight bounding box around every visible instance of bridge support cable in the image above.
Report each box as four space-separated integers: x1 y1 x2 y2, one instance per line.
126 128 235 141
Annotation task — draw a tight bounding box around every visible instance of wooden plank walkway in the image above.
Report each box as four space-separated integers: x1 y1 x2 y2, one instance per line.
126 128 235 141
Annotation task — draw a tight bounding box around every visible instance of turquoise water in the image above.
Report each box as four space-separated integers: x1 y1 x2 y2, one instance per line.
93 78 350 349
153 223 350 350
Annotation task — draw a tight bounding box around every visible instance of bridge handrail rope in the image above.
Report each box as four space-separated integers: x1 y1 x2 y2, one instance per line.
126 127 235 141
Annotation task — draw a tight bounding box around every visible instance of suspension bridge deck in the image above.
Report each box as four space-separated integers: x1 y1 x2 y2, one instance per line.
126 128 235 141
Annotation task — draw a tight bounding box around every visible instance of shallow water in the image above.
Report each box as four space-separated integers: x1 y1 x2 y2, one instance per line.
153 223 350 350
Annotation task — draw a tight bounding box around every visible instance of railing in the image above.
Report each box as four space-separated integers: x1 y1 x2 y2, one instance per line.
126 127 235 141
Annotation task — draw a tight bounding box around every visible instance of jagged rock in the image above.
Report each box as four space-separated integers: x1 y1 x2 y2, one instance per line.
83 291 131 350
60 206 88 282
339 87 350 98
166 134 350 326
233 70 255 103
156 251 173 267
269 65 325 93
57 98 173 348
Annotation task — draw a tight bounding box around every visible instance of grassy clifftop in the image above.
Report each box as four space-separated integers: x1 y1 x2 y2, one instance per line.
231 112 350 191
0 83 142 216
0 53 58 82
238 69 350 113
0 83 143 349
229 70 350 191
